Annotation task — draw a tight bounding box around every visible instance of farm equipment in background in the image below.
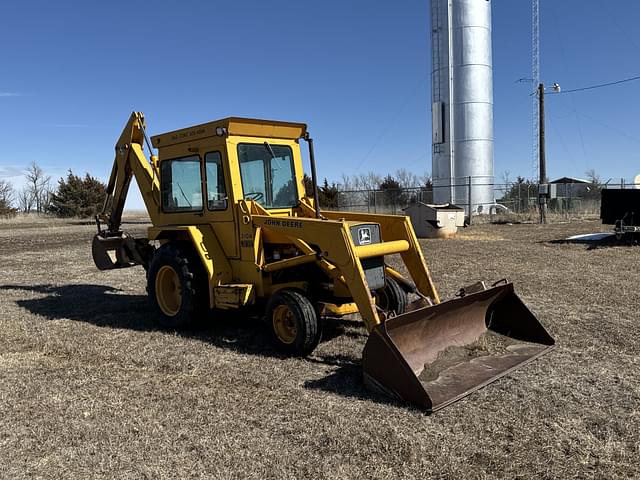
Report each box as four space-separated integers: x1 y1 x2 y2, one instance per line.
601 187 640 240
92 112 554 412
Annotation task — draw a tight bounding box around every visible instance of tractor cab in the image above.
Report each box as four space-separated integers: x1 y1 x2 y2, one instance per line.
150 118 309 220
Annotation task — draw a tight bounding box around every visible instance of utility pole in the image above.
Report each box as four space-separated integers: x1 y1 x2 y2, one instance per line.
538 82 547 224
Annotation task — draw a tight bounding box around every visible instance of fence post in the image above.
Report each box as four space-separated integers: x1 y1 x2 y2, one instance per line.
393 190 396 215
517 183 521 213
467 176 472 226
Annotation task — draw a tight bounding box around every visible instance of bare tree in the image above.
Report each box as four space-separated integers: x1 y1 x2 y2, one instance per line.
584 168 602 200
339 173 355 191
41 182 54 212
419 171 432 185
0 179 14 202
400 170 432 189
24 162 51 214
0 179 15 212
337 172 382 207
398 170 416 189
349 172 381 191
500 170 512 197
584 168 601 186
355 172 382 207
17 187 34 213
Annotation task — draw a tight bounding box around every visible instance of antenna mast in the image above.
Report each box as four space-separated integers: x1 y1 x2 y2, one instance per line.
531 0 540 180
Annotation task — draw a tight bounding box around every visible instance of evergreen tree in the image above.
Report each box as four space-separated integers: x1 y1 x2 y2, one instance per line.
302 175 341 209
380 174 406 206
48 171 106 217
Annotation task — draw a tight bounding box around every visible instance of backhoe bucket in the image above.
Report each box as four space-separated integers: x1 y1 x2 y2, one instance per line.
92 234 127 270
362 282 554 412
92 234 140 270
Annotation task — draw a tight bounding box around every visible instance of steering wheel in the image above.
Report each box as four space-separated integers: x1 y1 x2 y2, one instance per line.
244 192 264 201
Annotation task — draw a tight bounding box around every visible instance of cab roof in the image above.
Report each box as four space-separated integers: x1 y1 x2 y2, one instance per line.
151 117 307 148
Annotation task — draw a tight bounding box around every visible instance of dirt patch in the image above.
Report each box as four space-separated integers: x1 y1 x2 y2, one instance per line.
418 331 525 382
453 231 505 241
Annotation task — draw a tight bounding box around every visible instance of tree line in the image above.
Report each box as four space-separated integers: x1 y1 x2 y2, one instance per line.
302 169 433 209
0 162 432 218
2 160 603 218
323 169 433 208
0 162 106 218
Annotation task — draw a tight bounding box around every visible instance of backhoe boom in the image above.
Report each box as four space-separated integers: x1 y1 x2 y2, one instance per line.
92 112 160 270
99 112 160 234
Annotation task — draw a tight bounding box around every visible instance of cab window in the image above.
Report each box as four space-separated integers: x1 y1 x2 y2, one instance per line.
237 143 297 208
160 155 203 212
205 151 228 210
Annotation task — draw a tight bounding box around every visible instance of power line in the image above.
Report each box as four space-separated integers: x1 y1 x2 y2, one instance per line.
557 75 640 94
573 110 640 144
551 102 640 143
352 74 428 173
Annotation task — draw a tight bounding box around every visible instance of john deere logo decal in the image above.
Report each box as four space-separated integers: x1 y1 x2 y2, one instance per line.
358 227 372 245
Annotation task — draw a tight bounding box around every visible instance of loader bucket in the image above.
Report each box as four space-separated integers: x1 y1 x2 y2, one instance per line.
362 282 554 412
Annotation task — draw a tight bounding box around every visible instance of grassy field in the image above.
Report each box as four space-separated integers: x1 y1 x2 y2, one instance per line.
0 218 638 479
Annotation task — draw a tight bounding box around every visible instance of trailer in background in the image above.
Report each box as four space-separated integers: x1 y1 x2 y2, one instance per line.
600 189 640 239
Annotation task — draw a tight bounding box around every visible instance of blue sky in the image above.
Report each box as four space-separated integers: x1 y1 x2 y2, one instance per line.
1 0 639 209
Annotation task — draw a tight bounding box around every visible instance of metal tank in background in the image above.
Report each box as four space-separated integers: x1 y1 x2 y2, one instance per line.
431 0 495 214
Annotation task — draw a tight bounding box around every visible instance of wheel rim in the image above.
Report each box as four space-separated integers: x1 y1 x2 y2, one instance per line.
155 265 182 316
272 304 297 344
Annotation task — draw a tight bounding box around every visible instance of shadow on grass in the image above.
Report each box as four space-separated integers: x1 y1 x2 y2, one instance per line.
547 237 638 250
0 283 398 405
304 365 367 397
302 363 403 408
0 283 278 357
1 284 155 329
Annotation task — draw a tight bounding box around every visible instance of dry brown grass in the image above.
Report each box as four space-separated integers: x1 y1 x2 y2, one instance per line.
471 211 602 225
0 212 151 229
0 218 638 479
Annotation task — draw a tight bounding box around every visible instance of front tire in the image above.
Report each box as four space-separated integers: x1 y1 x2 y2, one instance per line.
266 289 321 356
147 243 207 329
373 277 408 316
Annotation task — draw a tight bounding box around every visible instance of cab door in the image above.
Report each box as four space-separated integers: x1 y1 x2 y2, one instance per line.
203 148 239 258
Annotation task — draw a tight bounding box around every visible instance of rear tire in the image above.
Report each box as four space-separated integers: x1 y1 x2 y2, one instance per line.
374 277 407 316
147 242 208 329
266 289 321 356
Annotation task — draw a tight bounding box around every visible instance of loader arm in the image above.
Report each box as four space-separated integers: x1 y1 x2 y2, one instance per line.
98 111 160 233
297 197 440 303
252 214 411 332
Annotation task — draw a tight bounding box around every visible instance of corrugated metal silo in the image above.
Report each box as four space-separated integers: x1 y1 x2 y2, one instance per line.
431 0 494 213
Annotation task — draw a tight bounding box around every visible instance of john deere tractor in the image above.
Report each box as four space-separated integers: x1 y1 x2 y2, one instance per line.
92 112 554 412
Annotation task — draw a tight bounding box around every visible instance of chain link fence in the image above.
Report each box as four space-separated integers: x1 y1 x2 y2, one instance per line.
328 179 638 219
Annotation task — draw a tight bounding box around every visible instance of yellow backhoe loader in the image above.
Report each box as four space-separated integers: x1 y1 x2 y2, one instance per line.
92 112 554 412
